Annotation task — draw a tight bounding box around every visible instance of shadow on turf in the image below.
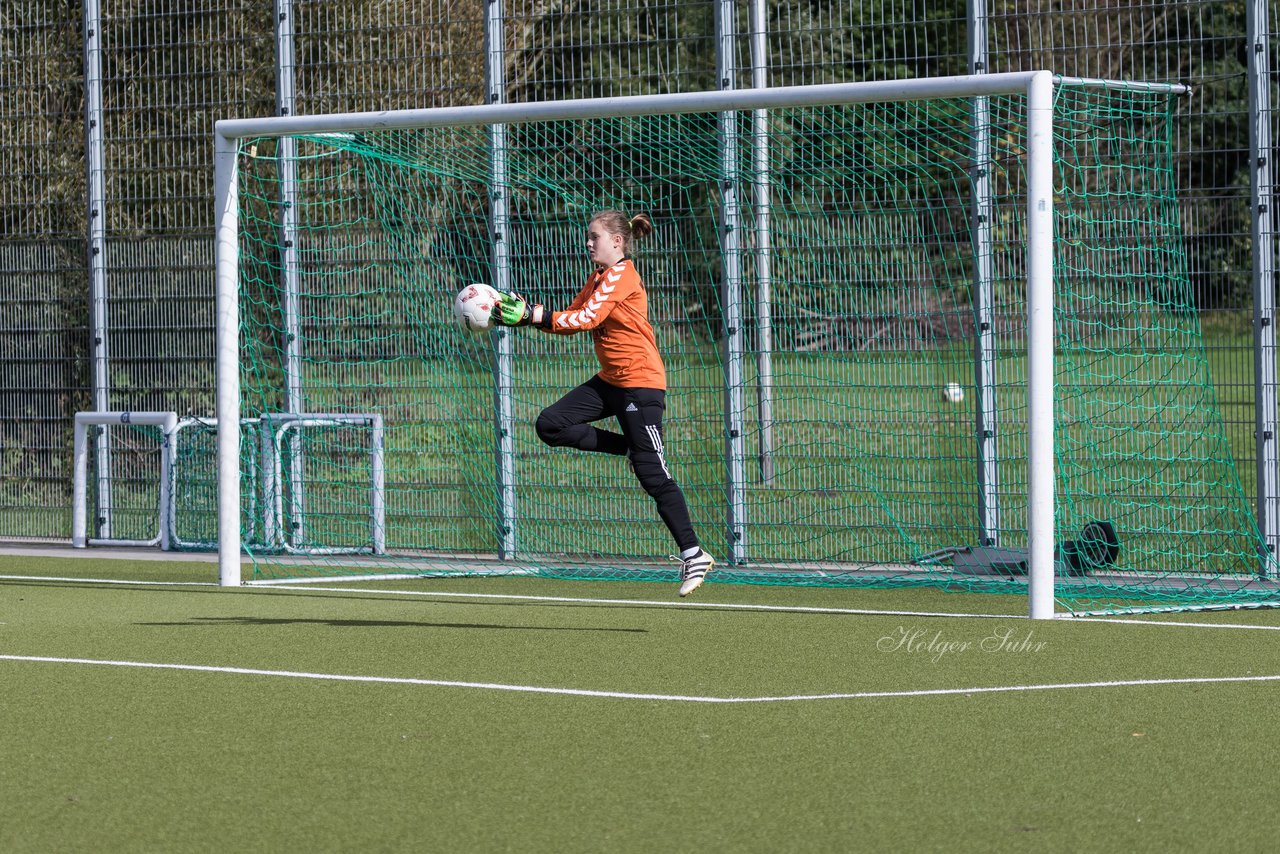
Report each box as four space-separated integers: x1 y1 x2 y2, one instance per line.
0 578 793 614
134 615 648 633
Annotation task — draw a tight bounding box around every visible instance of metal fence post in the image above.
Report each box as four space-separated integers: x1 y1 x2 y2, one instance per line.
83 0 112 537
275 0 307 547
968 0 1001 548
716 0 747 564
1247 0 1279 571
749 0 776 486
487 0 518 559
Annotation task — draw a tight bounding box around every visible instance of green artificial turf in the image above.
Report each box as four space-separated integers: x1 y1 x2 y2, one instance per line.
4 556 1280 852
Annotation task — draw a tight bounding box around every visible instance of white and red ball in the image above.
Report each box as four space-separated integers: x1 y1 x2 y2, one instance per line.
452 283 500 333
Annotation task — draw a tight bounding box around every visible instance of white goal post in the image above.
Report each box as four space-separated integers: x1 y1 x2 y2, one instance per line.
213 71 1189 617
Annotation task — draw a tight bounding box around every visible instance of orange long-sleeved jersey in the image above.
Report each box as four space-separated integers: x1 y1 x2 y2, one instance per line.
545 258 666 390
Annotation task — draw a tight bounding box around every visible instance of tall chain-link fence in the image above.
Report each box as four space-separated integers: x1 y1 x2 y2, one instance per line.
1 0 1276 544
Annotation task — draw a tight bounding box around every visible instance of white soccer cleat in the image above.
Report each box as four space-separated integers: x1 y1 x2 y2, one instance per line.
677 548 715 597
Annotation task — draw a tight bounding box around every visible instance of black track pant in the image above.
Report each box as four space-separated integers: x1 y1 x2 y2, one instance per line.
535 375 699 552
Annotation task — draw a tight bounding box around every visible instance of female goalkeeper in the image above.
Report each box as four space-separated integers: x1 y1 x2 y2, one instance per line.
490 210 714 597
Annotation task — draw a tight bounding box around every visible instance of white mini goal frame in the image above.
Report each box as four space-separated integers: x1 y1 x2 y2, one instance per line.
72 411 177 550
166 416 260 551
213 73 1188 616
258 412 387 557
71 412 385 555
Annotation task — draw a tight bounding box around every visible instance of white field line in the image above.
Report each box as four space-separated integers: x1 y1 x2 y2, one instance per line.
8 575 1280 630
4 653 1280 703
0 575 1020 619
258 585 1280 630
0 574 215 587
1067 615 1280 631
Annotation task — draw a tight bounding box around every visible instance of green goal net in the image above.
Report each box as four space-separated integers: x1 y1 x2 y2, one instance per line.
208 79 1280 615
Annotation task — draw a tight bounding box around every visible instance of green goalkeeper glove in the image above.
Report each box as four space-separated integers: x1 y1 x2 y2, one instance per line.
492 293 531 326
492 293 550 328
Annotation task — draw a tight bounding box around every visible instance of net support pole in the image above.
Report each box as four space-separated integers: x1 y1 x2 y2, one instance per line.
486 0 518 559
717 0 748 564
967 0 1001 547
749 0 775 485
275 0 307 548
1025 71 1056 619
215 131 243 587
1247 0 1279 571
83 0 113 539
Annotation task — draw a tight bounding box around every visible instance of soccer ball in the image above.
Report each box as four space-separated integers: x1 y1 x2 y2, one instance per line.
943 382 965 404
452 283 500 333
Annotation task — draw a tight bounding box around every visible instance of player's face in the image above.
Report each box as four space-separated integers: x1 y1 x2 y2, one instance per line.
587 222 624 266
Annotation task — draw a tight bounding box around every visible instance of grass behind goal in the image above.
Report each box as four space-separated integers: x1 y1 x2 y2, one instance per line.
201 80 1280 614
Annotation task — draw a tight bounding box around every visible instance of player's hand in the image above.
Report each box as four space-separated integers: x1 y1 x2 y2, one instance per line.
492 293 548 328
491 293 532 327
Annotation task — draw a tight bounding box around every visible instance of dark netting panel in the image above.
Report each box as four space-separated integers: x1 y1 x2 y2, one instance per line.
0 1 90 538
